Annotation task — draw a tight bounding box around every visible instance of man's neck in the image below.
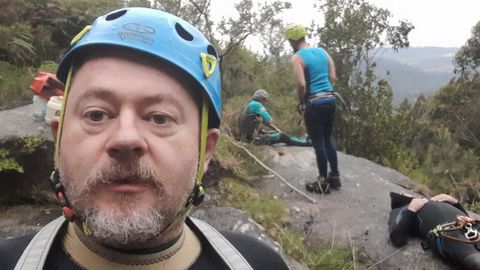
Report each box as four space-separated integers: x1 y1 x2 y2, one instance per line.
297 41 309 51
63 220 202 268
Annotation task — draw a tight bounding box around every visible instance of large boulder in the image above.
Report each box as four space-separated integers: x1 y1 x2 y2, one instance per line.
258 146 451 270
0 104 52 140
191 207 307 270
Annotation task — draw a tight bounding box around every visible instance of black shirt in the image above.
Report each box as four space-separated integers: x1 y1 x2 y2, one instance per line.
388 193 480 269
0 221 288 270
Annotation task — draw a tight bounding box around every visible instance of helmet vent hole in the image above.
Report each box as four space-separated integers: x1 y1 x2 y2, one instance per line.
175 23 193 41
106 9 127 21
207 45 217 58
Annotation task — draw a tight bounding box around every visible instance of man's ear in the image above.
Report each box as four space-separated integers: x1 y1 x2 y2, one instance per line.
51 120 59 142
202 128 220 173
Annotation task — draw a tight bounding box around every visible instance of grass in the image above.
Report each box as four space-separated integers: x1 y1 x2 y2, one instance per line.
214 135 366 269
0 136 54 204
217 177 365 269
0 61 35 109
0 60 59 110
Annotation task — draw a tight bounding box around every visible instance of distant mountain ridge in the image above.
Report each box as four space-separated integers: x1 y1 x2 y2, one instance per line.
372 47 458 104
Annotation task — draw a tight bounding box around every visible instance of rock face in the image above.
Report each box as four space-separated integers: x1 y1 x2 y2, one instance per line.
191 207 307 270
0 104 457 269
259 146 451 270
0 104 52 140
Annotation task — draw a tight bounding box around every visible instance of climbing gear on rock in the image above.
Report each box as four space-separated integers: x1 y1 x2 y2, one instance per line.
429 216 480 244
327 172 341 190
305 176 330 195
30 72 64 100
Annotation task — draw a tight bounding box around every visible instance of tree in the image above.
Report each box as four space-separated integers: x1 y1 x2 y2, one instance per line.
454 20 480 80
312 0 414 162
315 0 413 105
153 0 290 94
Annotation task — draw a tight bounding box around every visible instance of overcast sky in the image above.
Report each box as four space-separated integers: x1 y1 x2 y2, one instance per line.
212 0 480 48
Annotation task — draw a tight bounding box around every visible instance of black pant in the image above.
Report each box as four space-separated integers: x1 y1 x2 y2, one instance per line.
304 102 339 178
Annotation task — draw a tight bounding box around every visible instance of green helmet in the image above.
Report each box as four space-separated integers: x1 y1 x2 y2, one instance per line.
285 23 307 41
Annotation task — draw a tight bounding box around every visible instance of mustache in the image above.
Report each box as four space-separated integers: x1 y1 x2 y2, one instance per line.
78 160 163 197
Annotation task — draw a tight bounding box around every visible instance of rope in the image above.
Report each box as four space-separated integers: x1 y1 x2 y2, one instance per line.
224 135 317 204
430 216 480 244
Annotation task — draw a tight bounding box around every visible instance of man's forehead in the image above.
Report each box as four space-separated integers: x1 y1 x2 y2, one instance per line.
75 87 185 109
71 48 202 108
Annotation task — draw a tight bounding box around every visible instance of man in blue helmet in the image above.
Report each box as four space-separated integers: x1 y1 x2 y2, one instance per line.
238 89 312 146
0 8 288 270
286 23 341 195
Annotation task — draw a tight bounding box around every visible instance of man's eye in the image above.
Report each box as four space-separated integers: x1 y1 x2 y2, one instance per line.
86 111 105 122
152 114 167 125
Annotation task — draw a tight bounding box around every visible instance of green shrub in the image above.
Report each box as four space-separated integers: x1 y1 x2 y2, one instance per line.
218 177 365 269
214 134 268 180
0 136 54 204
0 61 35 109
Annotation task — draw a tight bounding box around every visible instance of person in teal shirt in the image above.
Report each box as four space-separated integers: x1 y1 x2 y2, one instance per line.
286 23 341 194
238 89 311 146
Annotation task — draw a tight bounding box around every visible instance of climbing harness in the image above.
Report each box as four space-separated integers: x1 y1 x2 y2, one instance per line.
15 217 253 270
332 92 350 115
429 215 480 244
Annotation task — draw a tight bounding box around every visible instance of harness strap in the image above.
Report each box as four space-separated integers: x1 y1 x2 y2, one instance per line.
188 217 253 270
15 216 66 270
306 91 335 100
16 216 252 270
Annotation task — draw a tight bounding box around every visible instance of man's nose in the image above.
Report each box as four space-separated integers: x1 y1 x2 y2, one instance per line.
105 111 147 159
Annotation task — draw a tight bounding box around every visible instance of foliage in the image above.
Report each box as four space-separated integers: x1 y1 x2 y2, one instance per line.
0 148 23 173
0 23 36 66
219 178 288 229
428 77 480 152
316 0 413 85
455 20 480 79
0 136 54 204
0 0 122 67
311 0 414 165
218 176 364 269
393 81 480 205
0 61 35 109
153 0 290 60
213 134 268 179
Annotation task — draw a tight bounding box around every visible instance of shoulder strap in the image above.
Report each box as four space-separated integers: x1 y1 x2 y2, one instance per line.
188 217 253 270
15 216 66 270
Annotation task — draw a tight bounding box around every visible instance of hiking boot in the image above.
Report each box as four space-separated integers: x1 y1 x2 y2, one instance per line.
327 173 341 190
305 177 330 194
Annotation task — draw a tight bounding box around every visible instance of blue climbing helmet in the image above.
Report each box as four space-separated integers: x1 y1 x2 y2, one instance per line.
56 7 222 128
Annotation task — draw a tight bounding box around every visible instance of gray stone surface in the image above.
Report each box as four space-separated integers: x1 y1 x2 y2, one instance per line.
0 104 52 139
258 146 452 270
0 104 457 269
191 207 308 270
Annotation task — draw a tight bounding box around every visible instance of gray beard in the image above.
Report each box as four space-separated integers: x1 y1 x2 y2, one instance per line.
59 157 196 248
81 203 166 248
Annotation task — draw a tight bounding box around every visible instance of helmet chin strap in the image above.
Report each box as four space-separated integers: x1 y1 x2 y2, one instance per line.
51 68 209 239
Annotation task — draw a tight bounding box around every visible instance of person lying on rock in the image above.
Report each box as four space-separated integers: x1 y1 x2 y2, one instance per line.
389 191 480 269
238 89 312 146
